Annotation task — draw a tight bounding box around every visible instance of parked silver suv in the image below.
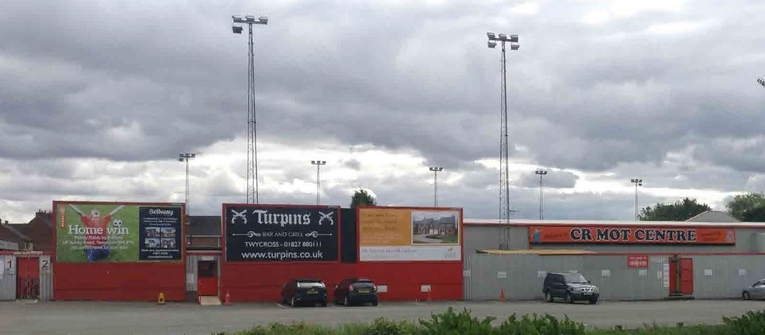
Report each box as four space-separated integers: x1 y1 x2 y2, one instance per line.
542 272 600 304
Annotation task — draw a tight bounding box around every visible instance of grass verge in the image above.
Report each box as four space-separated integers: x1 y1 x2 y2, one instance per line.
213 308 765 335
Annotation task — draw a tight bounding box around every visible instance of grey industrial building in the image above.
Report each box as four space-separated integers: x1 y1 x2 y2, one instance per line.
460 211 765 302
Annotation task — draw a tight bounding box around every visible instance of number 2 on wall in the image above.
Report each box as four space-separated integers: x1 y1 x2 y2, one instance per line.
41 259 49 269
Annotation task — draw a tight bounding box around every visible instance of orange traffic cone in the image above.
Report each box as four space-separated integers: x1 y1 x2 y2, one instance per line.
224 291 231 306
499 288 506 302
157 292 166 305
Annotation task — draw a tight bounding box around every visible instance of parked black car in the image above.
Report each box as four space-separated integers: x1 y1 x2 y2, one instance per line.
542 272 599 304
280 278 328 307
332 278 379 306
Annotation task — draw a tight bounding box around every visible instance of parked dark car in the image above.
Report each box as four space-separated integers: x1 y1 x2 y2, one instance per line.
332 278 379 306
542 272 599 304
741 279 765 300
280 278 328 307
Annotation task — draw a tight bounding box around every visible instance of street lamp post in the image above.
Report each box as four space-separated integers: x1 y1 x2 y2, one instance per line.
178 153 196 214
486 31 520 224
311 160 326 205
535 169 547 220
429 167 444 207
232 14 268 204
630 178 643 220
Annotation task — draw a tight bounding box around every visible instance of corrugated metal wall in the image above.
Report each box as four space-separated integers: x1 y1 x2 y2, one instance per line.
186 255 198 292
0 255 17 301
689 255 765 299
39 255 53 301
464 254 765 301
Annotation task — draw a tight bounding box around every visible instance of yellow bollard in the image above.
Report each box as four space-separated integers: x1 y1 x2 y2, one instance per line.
158 292 166 305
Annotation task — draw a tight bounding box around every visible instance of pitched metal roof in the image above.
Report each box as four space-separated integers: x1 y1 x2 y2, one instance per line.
187 216 221 235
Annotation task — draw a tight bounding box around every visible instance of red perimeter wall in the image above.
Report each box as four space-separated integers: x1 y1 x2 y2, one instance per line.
54 262 186 301
219 262 463 303
356 262 463 301
220 262 355 302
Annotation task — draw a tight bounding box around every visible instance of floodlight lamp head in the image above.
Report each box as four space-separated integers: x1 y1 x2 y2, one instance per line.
232 15 243 22
487 32 496 40
488 41 497 48
498 33 507 40
510 44 520 51
258 16 268 24
245 15 255 21
178 158 184 162
509 34 519 43
232 25 243 34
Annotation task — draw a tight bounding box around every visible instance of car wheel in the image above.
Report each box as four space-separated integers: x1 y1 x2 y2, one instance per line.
321 301 327 307
743 292 751 300
565 292 574 304
544 291 553 303
344 296 351 306
372 300 378 306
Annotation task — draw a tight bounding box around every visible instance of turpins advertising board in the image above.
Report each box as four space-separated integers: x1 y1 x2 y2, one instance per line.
224 204 340 262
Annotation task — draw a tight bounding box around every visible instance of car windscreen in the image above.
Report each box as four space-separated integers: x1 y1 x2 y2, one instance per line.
352 281 375 288
564 273 588 284
296 281 325 289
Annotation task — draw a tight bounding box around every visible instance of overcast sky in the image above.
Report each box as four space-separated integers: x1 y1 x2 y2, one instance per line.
2 0 765 223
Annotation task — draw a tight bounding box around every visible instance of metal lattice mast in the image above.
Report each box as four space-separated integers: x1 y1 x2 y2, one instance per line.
499 41 509 223
487 32 519 224
247 23 257 204
232 15 268 204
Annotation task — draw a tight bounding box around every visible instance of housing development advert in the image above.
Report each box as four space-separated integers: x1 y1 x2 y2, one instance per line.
55 202 183 262
224 204 339 262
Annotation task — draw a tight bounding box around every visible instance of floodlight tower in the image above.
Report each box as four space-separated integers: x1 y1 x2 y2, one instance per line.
311 160 327 205
535 169 547 220
429 167 444 207
631 178 643 220
232 14 268 204
178 153 196 214
486 32 520 223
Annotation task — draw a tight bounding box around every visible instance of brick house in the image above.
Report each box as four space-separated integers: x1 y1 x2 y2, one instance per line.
0 210 53 251
412 216 458 236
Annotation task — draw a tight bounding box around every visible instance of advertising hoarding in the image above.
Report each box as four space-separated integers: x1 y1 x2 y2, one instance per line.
224 204 339 262
358 207 462 262
55 201 184 263
528 225 736 245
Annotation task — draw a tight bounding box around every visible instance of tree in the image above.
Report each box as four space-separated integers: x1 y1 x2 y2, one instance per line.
726 192 765 221
638 198 711 221
741 204 765 222
350 188 377 208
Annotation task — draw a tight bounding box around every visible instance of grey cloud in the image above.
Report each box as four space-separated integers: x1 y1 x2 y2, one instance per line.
3 0 765 223
342 159 361 170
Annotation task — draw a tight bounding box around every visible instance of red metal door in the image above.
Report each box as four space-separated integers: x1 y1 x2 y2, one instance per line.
16 257 40 299
680 258 694 295
197 260 218 296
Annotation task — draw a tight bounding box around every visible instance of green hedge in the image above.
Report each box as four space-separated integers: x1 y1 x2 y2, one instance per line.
214 308 765 335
